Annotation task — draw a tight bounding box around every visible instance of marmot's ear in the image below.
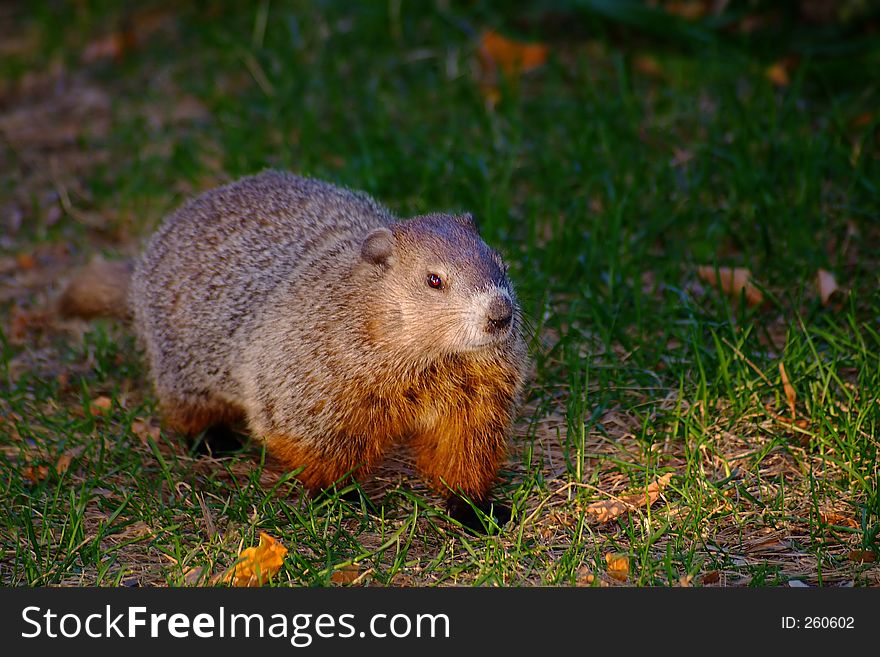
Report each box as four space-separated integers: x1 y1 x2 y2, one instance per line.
360 227 395 266
452 213 478 232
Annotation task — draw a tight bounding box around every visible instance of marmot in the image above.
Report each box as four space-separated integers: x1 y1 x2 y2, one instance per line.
61 171 528 530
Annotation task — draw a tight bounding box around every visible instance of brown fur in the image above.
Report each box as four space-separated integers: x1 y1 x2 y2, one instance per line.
161 399 246 437
264 355 518 499
409 357 518 499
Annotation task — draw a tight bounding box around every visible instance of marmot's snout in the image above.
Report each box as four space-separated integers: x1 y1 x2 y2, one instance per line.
486 294 513 333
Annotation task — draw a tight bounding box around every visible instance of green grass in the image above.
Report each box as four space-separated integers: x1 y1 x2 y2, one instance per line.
1 0 878 586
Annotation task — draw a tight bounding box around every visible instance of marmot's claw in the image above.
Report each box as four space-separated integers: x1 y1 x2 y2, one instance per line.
446 496 511 534
193 423 246 456
312 485 375 512
489 503 512 527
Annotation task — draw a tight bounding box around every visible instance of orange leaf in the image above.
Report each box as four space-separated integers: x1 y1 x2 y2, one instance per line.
778 362 796 418
330 564 361 585
816 269 841 307
701 570 720 585
16 253 36 270
479 29 548 76
576 566 596 586
697 266 764 307
820 511 858 529
584 473 673 523
764 403 810 430
23 465 50 483
89 395 113 415
225 533 288 587
9 306 50 344
605 553 629 582
766 61 790 87
55 453 74 475
633 54 664 79
848 550 876 563
131 418 161 444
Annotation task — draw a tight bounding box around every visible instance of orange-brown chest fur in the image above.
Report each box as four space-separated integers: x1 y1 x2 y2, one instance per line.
338 352 520 445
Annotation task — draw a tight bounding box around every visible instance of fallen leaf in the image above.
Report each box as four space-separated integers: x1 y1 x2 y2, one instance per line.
633 54 664 78
390 573 417 586
15 253 36 270
584 472 673 523
584 498 632 523
23 465 50 483
766 60 790 87
847 550 876 563
81 9 172 63
576 566 595 586
131 418 161 444
118 521 153 540
478 29 548 76
9 306 51 344
764 403 810 430
53 446 85 475
477 29 548 107
779 362 796 417
224 532 288 587
605 553 629 582
662 1 709 20
330 564 361 585
184 565 211 586
820 511 858 529
82 29 136 63
701 570 720 585
816 269 841 307
55 453 73 474
679 574 693 587
89 395 113 415
697 265 764 307
548 511 576 529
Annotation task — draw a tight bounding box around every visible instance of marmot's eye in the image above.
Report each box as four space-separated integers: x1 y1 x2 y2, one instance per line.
427 273 443 289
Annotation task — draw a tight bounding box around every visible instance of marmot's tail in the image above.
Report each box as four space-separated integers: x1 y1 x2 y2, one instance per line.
58 256 133 320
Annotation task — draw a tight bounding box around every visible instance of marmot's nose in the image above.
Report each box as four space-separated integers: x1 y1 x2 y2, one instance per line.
486 296 513 333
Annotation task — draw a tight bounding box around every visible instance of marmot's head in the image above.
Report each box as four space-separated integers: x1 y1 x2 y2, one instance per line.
360 213 521 360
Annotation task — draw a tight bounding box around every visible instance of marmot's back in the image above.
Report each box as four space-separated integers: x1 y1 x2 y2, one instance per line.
130 171 394 403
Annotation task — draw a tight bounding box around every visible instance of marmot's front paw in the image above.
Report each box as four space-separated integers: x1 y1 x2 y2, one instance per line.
445 496 511 534
194 423 247 456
